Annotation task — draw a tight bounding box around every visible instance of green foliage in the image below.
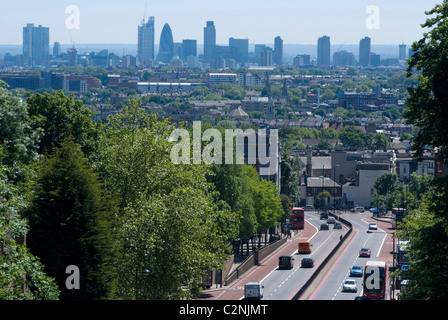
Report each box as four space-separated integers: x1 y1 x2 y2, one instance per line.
26 90 103 158
0 159 59 300
96 101 238 299
405 1 448 162
0 87 42 168
23 138 118 300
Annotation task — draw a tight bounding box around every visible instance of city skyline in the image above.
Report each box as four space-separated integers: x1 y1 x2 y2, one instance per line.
0 0 441 46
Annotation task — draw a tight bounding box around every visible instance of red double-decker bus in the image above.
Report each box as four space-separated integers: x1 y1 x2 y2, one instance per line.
363 261 388 300
291 207 305 229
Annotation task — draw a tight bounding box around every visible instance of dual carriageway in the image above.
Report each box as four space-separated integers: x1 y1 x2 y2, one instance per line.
200 210 394 301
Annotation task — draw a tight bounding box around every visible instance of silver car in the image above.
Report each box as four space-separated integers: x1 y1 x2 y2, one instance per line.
342 279 357 292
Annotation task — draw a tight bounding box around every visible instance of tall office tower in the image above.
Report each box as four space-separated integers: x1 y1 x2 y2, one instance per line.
53 42 61 56
399 44 407 60
229 37 249 65
158 23 174 63
23 23 49 66
204 21 216 62
359 37 371 67
254 44 266 65
138 16 155 66
182 39 197 61
261 47 273 66
273 36 283 65
317 35 331 66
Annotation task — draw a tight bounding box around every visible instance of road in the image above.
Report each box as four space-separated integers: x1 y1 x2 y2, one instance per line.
309 211 394 300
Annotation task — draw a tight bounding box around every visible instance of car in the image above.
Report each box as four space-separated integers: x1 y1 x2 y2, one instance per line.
334 221 342 229
349 265 363 277
301 258 314 268
304 205 315 211
351 206 365 213
320 212 328 219
278 255 294 269
320 222 329 230
368 223 378 230
327 216 336 224
359 248 371 257
342 279 358 292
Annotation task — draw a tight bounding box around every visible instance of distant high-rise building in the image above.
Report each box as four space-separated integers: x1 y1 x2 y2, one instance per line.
273 36 283 65
204 21 216 62
229 37 249 65
317 35 331 66
68 47 78 66
23 23 49 66
370 53 381 67
261 47 273 66
359 37 371 67
158 23 175 63
53 42 61 56
399 44 407 60
182 39 197 61
138 16 155 66
254 44 266 65
333 50 355 67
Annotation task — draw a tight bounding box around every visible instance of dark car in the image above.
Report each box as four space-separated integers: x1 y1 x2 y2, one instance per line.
278 255 294 269
301 258 314 268
349 265 363 277
320 212 328 219
334 222 342 229
320 222 329 230
359 248 371 257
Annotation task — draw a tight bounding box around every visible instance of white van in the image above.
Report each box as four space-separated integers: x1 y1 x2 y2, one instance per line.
244 282 264 300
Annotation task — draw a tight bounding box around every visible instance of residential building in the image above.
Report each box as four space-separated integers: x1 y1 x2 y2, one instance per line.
261 47 273 66
359 37 371 67
207 73 238 88
273 36 283 65
317 35 331 67
23 23 49 66
138 16 155 66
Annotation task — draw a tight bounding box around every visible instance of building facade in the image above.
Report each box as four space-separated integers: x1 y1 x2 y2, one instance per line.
317 35 331 67
203 21 216 62
229 37 249 65
138 16 155 66
273 36 283 65
359 37 371 67
23 23 49 66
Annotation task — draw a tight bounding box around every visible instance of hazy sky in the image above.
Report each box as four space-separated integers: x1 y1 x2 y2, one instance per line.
0 0 441 45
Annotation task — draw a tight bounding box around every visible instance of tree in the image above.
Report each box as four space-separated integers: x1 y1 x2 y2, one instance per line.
0 84 41 169
405 1 448 162
374 172 399 196
23 138 118 300
96 101 238 299
0 152 59 300
26 91 103 158
339 126 365 150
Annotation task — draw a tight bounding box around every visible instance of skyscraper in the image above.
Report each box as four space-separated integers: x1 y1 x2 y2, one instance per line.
23 23 49 66
229 37 248 65
158 23 174 63
203 21 216 62
399 44 407 61
138 16 155 66
261 47 273 66
317 35 331 66
182 39 197 61
273 36 283 65
359 37 371 67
